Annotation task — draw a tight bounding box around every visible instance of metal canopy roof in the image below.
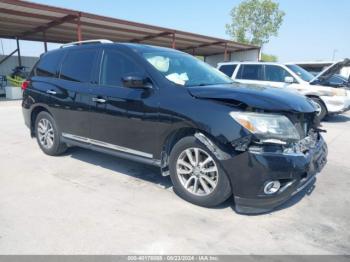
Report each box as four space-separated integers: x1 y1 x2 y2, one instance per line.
0 0 259 57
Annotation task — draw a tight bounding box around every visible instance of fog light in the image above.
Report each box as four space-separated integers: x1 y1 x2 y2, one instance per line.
264 181 281 195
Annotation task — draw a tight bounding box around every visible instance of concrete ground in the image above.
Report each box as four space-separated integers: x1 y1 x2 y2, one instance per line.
0 100 349 255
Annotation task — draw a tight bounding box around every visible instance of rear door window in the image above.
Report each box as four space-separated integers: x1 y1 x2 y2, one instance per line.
236 65 264 80
60 49 98 83
264 65 293 82
218 64 237 77
99 49 145 87
34 50 63 77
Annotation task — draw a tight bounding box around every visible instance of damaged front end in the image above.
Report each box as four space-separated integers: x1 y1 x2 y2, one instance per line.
224 111 328 214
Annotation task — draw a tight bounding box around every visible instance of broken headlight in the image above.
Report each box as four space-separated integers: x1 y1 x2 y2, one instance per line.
230 112 300 144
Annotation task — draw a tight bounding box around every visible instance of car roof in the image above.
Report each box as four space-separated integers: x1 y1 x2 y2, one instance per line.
119 43 182 53
43 42 183 56
217 61 285 66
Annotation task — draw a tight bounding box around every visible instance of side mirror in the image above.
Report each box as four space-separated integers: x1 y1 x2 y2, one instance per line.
122 76 152 89
284 76 294 84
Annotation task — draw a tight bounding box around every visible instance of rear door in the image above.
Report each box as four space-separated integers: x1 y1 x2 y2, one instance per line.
234 64 265 85
28 50 64 106
49 47 99 139
89 47 159 158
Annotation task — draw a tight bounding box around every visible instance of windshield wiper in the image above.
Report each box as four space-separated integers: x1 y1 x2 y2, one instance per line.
186 82 234 87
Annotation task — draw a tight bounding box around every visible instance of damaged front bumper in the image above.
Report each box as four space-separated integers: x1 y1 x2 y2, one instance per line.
221 133 328 214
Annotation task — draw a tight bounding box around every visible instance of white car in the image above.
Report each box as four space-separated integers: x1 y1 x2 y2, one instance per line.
217 60 350 120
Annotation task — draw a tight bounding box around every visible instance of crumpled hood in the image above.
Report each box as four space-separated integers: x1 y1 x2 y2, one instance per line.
188 83 316 113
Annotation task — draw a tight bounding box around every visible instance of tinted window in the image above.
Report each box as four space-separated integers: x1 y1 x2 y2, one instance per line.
218 64 237 77
286 64 314 82
35 51 63 77
264 65 293 82
100 49 144 86
237 65 264 80
60 49 98 82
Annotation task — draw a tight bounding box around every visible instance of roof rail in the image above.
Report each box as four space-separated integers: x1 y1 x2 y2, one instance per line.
60 39 113 48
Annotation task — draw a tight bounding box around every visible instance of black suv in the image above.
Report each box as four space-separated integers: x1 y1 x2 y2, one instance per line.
22 40 328 214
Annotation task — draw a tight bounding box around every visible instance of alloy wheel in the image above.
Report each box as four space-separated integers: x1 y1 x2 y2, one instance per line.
176 147 219 196
37 118 54 149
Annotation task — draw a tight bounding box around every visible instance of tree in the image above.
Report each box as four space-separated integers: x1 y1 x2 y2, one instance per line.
261 53 278 62
226 0 285 46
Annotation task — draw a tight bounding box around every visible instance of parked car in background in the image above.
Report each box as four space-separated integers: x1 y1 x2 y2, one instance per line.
294 60 350 79
308 59 350 88
218 61 350 120
22 40 327 214
324 74 349 87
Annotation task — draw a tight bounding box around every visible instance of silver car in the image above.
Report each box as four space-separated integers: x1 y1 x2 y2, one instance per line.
217 60 350 120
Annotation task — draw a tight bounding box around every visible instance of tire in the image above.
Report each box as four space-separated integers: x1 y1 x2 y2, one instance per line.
310 97 327 121
35 111 67 156
169 136 232 207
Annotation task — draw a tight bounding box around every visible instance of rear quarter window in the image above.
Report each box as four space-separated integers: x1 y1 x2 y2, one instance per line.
218 64 237 77
33 50 63 77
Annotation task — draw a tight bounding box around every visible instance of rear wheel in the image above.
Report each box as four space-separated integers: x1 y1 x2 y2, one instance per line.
35 111 67 156
310 97 327 121
169 136 232 207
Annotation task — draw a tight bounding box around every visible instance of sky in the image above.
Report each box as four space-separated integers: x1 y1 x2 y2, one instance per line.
1 0 349 62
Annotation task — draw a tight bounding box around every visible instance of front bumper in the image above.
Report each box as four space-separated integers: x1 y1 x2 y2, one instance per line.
321 95 350 114
221 135 328 214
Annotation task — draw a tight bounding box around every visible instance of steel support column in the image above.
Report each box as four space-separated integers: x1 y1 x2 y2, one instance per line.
16 37 21 67
172 33 176 49
43 31 48 52
0 48 18 66
224 42 228 62
76 13 82 42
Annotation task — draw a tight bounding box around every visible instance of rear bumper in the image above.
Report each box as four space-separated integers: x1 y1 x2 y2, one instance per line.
221 135 328 214
321 95 350 114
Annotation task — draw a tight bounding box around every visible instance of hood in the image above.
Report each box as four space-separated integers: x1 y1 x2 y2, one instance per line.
187 83 316 113
310 58 350 85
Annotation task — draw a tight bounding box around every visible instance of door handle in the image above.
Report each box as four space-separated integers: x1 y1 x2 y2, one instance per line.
46 90 57 95
92 97 106 103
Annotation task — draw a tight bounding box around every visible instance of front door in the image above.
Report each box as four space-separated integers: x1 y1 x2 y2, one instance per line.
89 48 159 159
263 64 296 89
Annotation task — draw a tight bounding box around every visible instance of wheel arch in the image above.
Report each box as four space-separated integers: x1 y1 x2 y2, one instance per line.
30 105 52 137
160 127 230 176
306 95 328 114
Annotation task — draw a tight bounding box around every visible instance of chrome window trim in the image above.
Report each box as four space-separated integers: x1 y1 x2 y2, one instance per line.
62 133 153 159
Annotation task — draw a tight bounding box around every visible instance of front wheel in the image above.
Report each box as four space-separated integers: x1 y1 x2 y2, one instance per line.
169 136 232 207
35 111 67 156
310 97 327 121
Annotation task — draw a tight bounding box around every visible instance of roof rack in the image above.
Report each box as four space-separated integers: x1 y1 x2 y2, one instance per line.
60 39 113 48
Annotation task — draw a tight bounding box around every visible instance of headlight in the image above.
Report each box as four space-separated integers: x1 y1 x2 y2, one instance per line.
230 112 300 143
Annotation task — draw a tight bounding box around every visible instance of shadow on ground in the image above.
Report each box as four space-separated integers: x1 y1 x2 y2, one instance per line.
324 114 350 123
63 146 316 214
65 146 172 189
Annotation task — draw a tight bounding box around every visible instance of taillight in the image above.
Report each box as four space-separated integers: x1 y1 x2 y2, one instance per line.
21 80 30 91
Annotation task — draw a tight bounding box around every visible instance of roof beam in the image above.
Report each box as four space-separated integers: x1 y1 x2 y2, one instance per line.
129 31 173 43
181 41 226 51
0 8 58 21
20 14 78 37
